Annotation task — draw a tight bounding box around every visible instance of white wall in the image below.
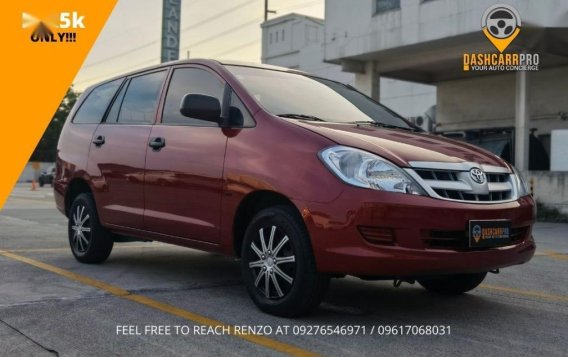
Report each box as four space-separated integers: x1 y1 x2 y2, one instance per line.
324 0 568 62
262 19 295 62
437 66 568 133
551 130 568 171
298 43 355 84
527 171 568 214
262 15 355 84
262 16 324 66
261 13 435 118
380 78 436 118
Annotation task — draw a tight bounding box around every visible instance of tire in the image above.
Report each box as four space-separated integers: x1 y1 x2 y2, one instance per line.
38 178 44 187
240 205 329 317
418 272 487 295
68 193 113 264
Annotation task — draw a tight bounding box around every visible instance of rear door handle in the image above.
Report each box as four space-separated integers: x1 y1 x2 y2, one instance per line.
92 135 105 146
149 137 166 150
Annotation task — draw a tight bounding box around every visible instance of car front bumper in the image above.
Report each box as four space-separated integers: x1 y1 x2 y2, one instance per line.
297 190 535 277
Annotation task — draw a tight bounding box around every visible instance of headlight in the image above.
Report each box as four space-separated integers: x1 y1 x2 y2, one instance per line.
511 165 530 197
318 146 425 195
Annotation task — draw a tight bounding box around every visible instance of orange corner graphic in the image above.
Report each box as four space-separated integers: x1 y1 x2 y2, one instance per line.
1 1 118 208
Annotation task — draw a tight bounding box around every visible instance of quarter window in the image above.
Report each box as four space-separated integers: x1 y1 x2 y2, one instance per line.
229 92 255 128
73 79 122 124
117 71 167 124
162 67 225 126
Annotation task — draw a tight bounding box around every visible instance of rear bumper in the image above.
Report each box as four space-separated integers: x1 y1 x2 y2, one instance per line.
296 190 536 277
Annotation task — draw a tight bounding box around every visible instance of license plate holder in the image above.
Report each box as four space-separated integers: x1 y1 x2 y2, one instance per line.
469 220 512 248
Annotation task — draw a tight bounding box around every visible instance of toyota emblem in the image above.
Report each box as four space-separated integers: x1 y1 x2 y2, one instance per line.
470 168 486 184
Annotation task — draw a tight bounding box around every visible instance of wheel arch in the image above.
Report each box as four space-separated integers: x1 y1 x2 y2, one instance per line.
232 190 306 258
65 178 94 217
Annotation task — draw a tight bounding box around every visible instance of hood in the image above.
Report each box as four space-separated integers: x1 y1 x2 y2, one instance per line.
290 121 509 168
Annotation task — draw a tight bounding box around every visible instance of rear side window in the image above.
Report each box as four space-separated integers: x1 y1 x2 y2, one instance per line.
117 71 167 124
73 79 122 124
162 67 225 126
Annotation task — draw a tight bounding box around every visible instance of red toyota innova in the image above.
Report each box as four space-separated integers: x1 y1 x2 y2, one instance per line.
55 59 535 316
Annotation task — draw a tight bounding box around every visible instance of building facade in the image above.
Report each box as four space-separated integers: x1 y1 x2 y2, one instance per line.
324 0 568 173
261 1 568 213
260 13 436 119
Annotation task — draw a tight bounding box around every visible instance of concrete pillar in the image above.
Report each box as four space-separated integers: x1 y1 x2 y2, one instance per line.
514 66 530 171
354 61 380 101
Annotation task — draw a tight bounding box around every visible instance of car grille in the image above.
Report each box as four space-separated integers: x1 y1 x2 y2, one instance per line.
406 161 515 203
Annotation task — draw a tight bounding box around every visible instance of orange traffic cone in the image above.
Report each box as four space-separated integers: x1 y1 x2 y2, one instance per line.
31 180 37 191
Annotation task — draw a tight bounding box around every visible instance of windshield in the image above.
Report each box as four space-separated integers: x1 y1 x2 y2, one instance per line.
226 65 412 129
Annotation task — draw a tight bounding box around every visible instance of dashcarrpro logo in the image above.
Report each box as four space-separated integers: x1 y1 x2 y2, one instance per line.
22 12 85 43
482 4 521 53
463 4 539 72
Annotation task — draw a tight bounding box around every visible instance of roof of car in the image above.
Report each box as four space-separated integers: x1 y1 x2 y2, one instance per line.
86 59 307 91
216 59 300 71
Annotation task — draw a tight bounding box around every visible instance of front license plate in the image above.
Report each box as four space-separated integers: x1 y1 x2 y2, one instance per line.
469 220 512 248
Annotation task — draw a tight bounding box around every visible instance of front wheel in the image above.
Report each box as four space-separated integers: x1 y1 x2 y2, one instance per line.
240 206 329 317
418 272 487 295
68 193 113 264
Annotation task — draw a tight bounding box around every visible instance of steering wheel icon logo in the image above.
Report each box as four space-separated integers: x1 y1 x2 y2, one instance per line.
481 4 522 53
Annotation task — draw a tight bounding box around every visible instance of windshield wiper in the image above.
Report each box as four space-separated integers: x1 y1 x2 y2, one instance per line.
277 113 327 122
348 121 419 132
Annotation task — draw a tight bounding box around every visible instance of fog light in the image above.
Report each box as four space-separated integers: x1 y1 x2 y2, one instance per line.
358 226 395 245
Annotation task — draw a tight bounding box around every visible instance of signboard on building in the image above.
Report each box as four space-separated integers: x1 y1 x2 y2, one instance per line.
161 0 181 63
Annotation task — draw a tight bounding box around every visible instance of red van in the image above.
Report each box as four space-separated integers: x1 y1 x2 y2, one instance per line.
55 59 535 316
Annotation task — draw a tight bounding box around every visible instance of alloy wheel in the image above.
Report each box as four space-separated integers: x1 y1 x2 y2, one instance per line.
71 205 92 253
248 225 296 299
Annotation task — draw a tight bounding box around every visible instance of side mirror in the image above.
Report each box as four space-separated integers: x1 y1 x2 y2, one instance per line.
180 94 221 123
229 106 244 127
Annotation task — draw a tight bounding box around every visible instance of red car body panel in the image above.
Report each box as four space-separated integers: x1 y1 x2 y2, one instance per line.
290 121 506 167
88 125 151 229
54 59 535 278
296 192 534 276
143 125 227 243
219 112 343 255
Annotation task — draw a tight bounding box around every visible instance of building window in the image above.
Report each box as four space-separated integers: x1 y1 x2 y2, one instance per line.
375 0 400 14
281 29 285 41
275 31 278 42
269 33 272 44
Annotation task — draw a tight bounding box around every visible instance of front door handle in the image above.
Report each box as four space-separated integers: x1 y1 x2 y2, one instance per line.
149 137 166 150
92 135 105 146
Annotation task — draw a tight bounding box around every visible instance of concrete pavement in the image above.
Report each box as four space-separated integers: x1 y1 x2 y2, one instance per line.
0 183 567 356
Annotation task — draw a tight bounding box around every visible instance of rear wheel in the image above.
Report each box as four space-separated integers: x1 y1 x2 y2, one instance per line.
240 206 329 317
68 193 113 264
38 178 45 187
418 273 487 295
